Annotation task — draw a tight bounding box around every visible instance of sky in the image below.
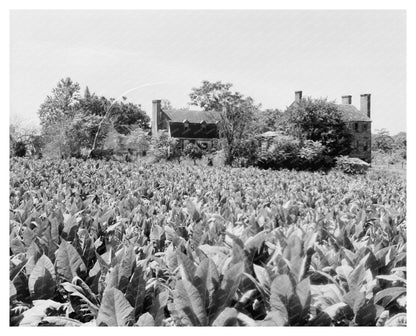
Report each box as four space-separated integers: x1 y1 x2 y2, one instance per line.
10 10 406 134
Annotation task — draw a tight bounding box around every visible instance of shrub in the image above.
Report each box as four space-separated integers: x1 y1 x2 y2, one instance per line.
13 141 27 157
335 156 370 174
256 136 301 170
149 131 180 162
297 140 333 170
232 138 260 167
90 148 114 160
184 143 203 164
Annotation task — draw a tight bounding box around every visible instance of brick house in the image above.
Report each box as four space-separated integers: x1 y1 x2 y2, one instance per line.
290 91 372 163
151 100 220 151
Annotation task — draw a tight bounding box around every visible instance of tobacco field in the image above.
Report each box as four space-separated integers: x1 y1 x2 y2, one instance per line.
9 157 407 326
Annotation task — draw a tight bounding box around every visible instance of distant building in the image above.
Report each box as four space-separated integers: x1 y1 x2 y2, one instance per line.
151 100 220 150
290 91 372 163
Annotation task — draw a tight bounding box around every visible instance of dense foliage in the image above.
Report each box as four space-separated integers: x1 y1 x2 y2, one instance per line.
10 158 406 326
37 78 149 159
256 136 328 171
189 81 260 165
284 97 353 158
184 143 203 164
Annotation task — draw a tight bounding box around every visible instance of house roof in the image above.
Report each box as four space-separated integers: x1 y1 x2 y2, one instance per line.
169 121 219 139
163 108 220 123
289 100 371 122
337 104 371 122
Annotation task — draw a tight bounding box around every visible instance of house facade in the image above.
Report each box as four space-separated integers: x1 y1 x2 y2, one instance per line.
151 100 220 150
290 91 372 163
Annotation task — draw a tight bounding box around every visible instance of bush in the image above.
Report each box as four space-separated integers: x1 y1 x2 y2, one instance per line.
184 143 203 163
90 148 114 160
13 141 27 157
256 137 301 170
335 156 370 174
255 137 333 171
232 138 259 167
149 131 181 162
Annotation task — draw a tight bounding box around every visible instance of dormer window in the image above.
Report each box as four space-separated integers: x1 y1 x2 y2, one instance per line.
183 119 190 130
200 120 207 129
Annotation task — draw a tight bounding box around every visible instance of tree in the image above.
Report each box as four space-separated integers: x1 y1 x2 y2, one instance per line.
372 129 394 153
253 108 283 133
38 78 81 158
285 97 353 158
38 78 80 129
126 127 151 156
109 99 150 135
149 130 179 161
189 80 260 165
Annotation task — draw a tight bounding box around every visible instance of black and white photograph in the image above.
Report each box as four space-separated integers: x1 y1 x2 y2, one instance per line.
7 5 410 329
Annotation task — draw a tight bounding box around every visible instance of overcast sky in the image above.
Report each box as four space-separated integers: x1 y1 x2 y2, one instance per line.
10 10 406 134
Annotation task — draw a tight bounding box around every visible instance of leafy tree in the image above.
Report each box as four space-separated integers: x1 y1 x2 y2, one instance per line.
38 78 81 158
189 81 234 111
161 99 173 111
149 131 179 161
285 97 352 158
38 78 80 129
253 108 283 133
189 80 260 165
109 99 150 135
126 127 151 156
372 129 394 153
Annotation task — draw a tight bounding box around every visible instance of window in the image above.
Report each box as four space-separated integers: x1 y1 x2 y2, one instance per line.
354 123 359 132
363 139 370 151
362 124 368 131
183 119 190 130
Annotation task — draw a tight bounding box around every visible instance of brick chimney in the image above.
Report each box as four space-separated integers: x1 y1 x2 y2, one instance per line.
295 91 302 103
152 100 161 136
342 95 352 105
360 94 371 118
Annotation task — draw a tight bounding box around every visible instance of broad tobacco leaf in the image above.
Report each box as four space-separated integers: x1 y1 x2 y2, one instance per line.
96 287 134 326
355 303 384 326
174 278 208 326
19 300 66 326
211 307 239 326
374 286 406 307
210 261 244 319
136 312 155 326
125 262 147 320
28 254 56 300
55 239 87 282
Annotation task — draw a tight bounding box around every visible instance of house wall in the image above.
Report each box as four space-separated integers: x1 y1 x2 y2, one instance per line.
347 121 372 163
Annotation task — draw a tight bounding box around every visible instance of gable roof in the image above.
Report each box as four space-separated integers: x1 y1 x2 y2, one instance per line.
289 100 371 122
169 121 219 139
163 108 220 123
337 104 371 122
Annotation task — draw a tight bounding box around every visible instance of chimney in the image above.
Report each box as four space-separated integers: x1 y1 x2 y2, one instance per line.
342 95 352 105
295 91 302 103
152 100 161 136
360 94 371 118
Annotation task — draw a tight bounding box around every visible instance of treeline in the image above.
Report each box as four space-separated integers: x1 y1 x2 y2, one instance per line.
10 78 150 160
11 78 405 173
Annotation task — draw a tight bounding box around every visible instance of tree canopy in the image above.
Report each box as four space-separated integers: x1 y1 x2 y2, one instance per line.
285 97 353 158
189 80 260 165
